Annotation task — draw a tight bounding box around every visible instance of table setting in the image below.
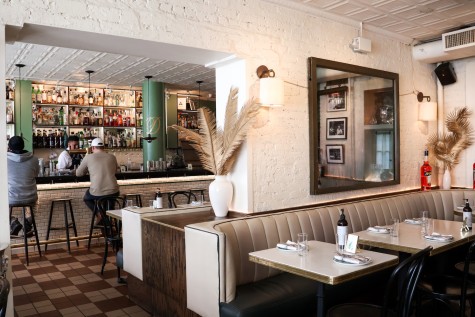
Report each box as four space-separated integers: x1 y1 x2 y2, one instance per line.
367 226 391 234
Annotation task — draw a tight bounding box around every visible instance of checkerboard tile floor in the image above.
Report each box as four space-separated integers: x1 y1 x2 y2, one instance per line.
11 245 151 317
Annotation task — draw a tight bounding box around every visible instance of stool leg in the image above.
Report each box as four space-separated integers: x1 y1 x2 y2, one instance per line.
22 207 29 266
45 202 55 253
68 200 79 247
29 206 42 258
138 195 142 207
63 201 71 254
88 202 98 250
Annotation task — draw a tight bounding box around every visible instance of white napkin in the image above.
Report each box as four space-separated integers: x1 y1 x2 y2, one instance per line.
367 226 390 233
404 218 423 225
333 254 369 265
424 232 454 242
277 240 298 251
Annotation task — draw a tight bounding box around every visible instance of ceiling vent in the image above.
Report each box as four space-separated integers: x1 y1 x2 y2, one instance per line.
443 25 475 51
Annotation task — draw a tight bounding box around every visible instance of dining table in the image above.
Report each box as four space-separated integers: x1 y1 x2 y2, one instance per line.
249 240 398 317
355 219 475 257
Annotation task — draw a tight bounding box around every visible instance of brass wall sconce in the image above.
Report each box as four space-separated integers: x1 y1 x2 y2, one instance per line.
256 65 284 107
417 92 437 121
417 92 431 102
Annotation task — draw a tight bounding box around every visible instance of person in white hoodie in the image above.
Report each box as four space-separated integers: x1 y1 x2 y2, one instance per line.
7 136 40 205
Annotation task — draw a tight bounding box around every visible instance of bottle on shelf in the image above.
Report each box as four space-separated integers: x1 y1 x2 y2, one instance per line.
337 208 348 249
59 107 64 125
41 89 47 103
35 86 41 103
463 199 472 230
420 149 432 191
32 130 37 148
57 90 63 104
7 84 14 100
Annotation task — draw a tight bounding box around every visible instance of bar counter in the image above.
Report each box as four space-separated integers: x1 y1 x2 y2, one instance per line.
11 172 214 249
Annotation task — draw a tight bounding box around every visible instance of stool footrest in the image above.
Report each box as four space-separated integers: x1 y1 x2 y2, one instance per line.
49 223 75 230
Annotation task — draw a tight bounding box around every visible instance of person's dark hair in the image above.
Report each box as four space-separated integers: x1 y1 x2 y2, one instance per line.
8 136 25 154
68 135 79 143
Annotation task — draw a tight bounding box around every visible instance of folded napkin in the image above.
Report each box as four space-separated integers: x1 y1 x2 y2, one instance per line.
277 240 299 251
404 218 423 225
367 226 390 233
333 254 370 265
424 232 454 242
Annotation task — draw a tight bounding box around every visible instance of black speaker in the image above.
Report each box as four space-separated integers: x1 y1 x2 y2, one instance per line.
435 62 457 86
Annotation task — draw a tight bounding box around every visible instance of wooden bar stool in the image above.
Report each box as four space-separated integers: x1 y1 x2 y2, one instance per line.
45 199 79 254
9 203 42 266
124 193 142 207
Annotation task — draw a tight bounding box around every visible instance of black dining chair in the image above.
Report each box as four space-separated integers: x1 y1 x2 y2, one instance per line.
0 278 10 317
170 190 196 208
96 196 126 283
417 240 475 317
327 246 432 317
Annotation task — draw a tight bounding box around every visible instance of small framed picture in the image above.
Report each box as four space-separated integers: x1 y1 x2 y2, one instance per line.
178 97 187 110
326 145 344 164
327 90 347 112
326 117 347 140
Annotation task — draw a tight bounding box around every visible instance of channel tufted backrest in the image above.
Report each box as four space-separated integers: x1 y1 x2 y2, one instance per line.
212 190 468 300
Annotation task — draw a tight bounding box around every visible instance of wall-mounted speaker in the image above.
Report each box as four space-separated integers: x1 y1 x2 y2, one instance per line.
434 62 457 86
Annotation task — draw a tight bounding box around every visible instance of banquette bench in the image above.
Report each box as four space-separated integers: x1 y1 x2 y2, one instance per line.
185 189 475 317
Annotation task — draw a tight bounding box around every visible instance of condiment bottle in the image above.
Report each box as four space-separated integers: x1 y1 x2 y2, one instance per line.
337 208 348 248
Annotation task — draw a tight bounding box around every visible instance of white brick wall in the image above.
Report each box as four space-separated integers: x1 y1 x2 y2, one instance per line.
0 0 439 212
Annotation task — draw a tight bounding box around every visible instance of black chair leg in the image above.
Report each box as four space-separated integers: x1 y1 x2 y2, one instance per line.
101 241 109 275
22 207 29 266
87 202 98 250
45 202 55 252
68 200 79 247
62 201 71 254
28 206 42 258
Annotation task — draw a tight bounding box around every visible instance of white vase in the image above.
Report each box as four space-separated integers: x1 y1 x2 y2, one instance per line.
442 168 451 190
209 175 233 217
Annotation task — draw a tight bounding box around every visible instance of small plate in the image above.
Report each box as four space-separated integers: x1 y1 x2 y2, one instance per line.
367 227 390 234
404 218 423 225
333 257 372 266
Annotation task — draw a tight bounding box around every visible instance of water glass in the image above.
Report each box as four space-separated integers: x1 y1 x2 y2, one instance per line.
421 210 429 235
335 233 347 255
149 200 155 209
126 200 133 208
424 218 434 236
390 219 399 237
297 233 308 256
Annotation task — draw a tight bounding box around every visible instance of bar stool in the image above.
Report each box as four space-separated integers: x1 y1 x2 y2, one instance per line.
9 203 42 266
124 193 142 207
170 191 196 208
45 199 79 254
189 188 206 201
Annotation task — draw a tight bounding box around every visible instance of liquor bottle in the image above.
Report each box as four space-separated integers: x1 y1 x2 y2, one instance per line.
83 109 90 126
49 130 55 148
337 208 348 249
112 112 118 127
63 129 68 149
420 149 432 191
59 107 64 125
138 93 143 108
36 86 41 103
55 130 61 148
47 90 52 103
42 130 48 149
117 111 123 126
6 105 13 123
473 163 475 190
97 93 103 106
155 188 163 209
79 132 84 149
32 131 37 148
7 85 14 100
463 199 472 230
31 86 36 102
52 90 57 103
57 90 63 104
41 90 47 103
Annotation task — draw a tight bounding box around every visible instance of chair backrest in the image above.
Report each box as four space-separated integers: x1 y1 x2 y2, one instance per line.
171 191 196 208
382 246 432 317
460 240 475 316
97 196 125 238
0 278 10 317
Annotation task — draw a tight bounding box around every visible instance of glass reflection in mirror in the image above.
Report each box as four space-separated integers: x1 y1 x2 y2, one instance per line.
308 58 399 194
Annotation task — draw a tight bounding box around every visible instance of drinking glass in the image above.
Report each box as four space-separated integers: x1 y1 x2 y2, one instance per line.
297 233 308 256
390 219 399 237
149 200 155 209
126 200 133 208
421 210 429 235
335 233 347 255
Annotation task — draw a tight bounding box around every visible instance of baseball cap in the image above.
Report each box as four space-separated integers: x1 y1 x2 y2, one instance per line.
91 138 104 147
8 136 24 151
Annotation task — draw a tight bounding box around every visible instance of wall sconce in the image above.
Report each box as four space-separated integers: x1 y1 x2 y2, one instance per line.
417 92 437 121
256 65 284 107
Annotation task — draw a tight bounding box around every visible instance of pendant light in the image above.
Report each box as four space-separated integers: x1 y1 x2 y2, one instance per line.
142 75 157 143
15 63 25 140
196 80 203 109
86 70 94 105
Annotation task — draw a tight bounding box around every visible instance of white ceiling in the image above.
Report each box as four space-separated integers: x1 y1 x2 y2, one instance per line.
267 0 475 43
5 0 475 96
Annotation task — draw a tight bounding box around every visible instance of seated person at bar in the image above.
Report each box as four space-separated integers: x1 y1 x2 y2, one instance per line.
7 136 40 234
57 135 81 170
76 138 120 218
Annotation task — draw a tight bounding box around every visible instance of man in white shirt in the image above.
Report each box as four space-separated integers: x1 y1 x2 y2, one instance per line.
57 135 80 170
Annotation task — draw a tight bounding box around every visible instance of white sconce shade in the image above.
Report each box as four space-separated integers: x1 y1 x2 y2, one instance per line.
259 77 284 107
418 102 437 121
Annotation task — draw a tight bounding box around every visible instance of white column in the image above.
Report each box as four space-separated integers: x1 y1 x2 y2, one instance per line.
465 61 475 188
0 23 14 317
215 59 252 212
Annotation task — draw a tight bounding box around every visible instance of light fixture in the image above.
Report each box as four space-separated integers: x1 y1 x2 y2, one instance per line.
256 65 284 107
417 92 431 102
86 70 94 105
419 101 438 121
15 63 25 139
142 75 157 143
196 80 203 109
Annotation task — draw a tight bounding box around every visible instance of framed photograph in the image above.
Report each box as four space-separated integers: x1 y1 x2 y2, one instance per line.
326 145 344 164
326 117 347 140
319 87 348 112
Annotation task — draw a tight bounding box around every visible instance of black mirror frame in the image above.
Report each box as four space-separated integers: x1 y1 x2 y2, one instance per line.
308 57 400 195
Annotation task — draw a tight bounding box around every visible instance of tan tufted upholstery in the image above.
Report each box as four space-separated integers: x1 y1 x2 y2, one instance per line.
185 189 475 317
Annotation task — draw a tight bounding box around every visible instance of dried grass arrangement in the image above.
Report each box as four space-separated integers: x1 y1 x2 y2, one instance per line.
171 87 260 175
426 107 474 171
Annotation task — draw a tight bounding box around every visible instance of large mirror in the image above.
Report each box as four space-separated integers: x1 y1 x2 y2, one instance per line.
308 58 400 194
